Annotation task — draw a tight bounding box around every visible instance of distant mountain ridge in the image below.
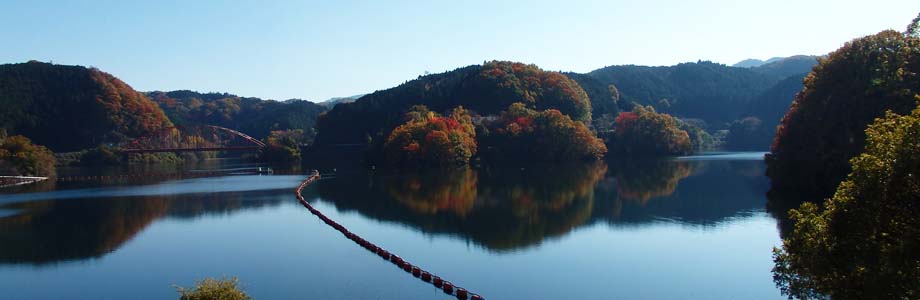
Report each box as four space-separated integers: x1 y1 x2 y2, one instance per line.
732 57 785 68
319 94 365 108
733 55 819 69
573 56 818 149
147 90 327 140
579 57 817 123
748 55 820 78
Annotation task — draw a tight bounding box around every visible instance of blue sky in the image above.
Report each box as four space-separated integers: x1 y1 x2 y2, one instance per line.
1 0 917 101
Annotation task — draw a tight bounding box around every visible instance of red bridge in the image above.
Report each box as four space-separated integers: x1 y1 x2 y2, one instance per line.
120 125 267 153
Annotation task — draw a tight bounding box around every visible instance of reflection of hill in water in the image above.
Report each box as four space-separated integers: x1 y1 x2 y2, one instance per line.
607 159 696 203
0 189 291 265
316 159 772 251
0 158 774 263
596 160 770 226
318 163 606 252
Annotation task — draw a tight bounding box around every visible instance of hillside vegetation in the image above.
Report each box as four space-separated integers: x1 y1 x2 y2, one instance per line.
148 90 327 141
575 57 817 150
315 61 592 147
767 30 920 196
0 61 172 152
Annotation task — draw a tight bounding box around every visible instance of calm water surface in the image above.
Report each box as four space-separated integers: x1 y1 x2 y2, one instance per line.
0 153 783 299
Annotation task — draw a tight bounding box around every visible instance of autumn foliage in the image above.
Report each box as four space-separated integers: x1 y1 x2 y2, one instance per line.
383 106 477 166
773 102 920 299
0 61 172 152
767 30 920 196
0 132 56 177
314 61 591 146
609 105 692 156
475 61 592 123
148 90 326 141
480 103 607 162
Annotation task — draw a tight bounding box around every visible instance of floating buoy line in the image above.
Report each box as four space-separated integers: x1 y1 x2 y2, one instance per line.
294 170 484 300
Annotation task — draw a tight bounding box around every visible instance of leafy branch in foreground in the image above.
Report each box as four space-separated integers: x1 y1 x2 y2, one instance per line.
773 101 920 299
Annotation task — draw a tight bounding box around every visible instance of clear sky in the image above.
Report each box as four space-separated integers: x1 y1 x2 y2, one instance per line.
1 0 917 102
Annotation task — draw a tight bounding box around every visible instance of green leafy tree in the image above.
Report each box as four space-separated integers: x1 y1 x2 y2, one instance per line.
773 103 920 299
260 129 305 163
907 11 920 37
677 118 716 151
725 116 773 150
0 135 55 176
76 145 122 166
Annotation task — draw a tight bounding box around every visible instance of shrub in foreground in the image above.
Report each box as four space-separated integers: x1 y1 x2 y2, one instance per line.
175 276 251 300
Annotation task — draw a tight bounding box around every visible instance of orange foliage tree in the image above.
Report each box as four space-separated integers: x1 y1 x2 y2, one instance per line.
383 106 477 166
481 103 607 162
609 105 692 156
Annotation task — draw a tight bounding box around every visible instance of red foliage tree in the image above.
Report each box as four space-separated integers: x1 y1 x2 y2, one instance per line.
384 106 477 166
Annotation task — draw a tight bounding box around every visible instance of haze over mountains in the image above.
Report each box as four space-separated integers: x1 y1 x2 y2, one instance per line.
733 57 786 68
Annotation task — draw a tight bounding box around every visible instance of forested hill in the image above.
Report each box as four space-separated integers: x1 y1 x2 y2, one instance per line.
147 90 328 140
314 61 595 146
582 59 815 125
747 55 820 78
574 56 818 149
0 61 172 152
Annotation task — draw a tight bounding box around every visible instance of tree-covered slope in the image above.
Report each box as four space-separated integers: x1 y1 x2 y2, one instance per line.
147 90 327 140
314 61 592 146
724 73 808 150
767 30 920 197
0 61 172 152
749 55 819 78
584 61 781 125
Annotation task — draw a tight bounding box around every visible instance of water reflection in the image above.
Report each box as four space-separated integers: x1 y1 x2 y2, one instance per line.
0 157 772 264
607 159 696 203
316 163 604 251
595 160 769 226
385 168 479 216
0 176 304 265
316 158 770 251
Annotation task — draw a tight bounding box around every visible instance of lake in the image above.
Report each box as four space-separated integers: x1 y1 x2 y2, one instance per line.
0 153 783 299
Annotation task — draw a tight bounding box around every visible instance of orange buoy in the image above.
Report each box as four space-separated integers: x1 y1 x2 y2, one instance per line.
421 271 432 282
456 288 468 299
442 281 454 294
294 173 484 299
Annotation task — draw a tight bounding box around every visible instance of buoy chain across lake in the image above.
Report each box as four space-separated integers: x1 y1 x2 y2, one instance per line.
294 170 484 300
